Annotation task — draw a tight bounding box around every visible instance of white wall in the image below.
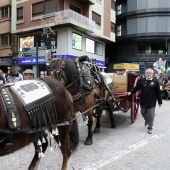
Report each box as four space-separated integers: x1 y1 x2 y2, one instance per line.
56 27 105 62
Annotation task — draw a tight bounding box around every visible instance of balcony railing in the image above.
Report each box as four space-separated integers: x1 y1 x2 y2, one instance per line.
54 10 95 32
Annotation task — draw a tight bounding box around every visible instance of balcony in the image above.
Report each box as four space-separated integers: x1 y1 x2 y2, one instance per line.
74 0 95 5
54 10 95 33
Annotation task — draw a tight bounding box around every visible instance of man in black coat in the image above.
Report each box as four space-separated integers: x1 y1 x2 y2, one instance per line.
128 68 162 134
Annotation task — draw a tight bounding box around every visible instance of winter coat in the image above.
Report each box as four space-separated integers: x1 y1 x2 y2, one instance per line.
130 78 162 108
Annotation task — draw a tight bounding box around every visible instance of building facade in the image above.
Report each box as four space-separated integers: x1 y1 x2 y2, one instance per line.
11 0 116 76
108 0 170 73
0 0 16 73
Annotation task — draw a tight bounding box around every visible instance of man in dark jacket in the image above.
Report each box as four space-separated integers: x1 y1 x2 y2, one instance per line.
128 68 162 134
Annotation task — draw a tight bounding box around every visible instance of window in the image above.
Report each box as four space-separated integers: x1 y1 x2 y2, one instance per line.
117 5 121 15
72 33 82 50
32 2 44 18
20 36 34 51
111 0 115 10
92 11 101 27
117 25 121 36
69 4 81 14
1 6 9 18
86 38 94 54
1 34 10 46
32 0 57 18
95 42 103 56
17 7 23 21
138 42 166 54
111 22 115 33
44 0 57 15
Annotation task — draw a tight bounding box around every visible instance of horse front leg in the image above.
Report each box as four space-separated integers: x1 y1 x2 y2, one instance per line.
84 113 93 145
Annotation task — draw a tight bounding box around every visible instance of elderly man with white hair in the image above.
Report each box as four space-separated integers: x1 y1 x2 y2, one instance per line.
128 68 162 134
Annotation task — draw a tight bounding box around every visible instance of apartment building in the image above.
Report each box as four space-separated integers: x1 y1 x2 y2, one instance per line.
11 0 116 76
109 0 170 73
0 0 16 73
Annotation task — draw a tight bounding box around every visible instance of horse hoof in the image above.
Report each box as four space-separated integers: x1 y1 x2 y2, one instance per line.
94 128 100 134
84 138 93 145
111 122 116 128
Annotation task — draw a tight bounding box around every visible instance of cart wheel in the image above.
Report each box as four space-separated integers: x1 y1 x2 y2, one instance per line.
131 77 140 123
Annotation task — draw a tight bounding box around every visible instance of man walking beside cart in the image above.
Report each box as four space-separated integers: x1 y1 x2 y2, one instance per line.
128 68 162 134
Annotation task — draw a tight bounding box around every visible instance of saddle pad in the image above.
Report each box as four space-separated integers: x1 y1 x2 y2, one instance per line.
10 80 51 106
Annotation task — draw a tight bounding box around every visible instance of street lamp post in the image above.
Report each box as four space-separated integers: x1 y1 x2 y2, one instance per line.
50 38 56 61
36 42 39 77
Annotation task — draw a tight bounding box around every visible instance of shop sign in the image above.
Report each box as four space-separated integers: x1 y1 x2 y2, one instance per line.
18 56 46 65
56 55 106 68
95 60 106 67
113 63 139 70
0 57 13 65
22 45 55 52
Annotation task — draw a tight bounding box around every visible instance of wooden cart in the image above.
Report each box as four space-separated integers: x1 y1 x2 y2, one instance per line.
107 63 141 123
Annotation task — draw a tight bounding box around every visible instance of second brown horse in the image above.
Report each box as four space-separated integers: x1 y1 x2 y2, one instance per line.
50 57 116 145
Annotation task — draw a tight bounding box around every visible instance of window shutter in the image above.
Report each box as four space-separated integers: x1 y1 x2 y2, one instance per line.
92 11 101 26
32 2 44 14
17 7 23 17
45 0 57 14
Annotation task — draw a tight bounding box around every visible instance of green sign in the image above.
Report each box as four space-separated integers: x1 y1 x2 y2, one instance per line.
22 52 36 57
22 45 55 52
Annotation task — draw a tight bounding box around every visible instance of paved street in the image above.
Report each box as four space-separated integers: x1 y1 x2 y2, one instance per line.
0 100 169 170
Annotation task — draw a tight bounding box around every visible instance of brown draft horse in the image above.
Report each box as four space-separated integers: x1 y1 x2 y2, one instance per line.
0 77 79 170
50 57 116 146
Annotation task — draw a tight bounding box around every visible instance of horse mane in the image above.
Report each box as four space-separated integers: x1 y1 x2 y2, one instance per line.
78 55 90 62
50 59 58 70
64 60 80 85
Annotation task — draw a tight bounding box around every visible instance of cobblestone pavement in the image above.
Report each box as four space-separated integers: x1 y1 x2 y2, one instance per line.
0 100 169 170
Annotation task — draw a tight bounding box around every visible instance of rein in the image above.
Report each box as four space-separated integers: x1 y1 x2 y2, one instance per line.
0 121 70 134
71 103 99 122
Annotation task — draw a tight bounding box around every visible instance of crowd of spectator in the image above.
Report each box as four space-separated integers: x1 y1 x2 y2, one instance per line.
0 69 35 84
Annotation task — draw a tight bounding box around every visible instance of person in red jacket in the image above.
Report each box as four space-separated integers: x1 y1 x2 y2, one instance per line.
128 68 162 134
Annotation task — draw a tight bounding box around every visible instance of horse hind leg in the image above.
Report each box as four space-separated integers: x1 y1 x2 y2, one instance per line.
93 108 102 134
54 127 72 170
28 136 48 170
107 101 116 128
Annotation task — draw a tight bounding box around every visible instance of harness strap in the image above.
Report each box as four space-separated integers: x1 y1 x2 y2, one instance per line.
1 88 21 130
0 121 70 134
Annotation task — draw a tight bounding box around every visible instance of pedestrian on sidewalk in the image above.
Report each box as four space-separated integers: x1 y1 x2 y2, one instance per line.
128 68 162 134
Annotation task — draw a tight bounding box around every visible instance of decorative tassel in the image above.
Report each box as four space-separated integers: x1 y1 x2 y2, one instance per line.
58 141 61 147
49 132 54 138
55 128 59 136
52 129 55 135
42 137 46 143
38 151 42 158
52 128 59 136
37 139 42 146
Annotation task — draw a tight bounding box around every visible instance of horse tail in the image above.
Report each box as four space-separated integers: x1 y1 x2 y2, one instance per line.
70 114 79 151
